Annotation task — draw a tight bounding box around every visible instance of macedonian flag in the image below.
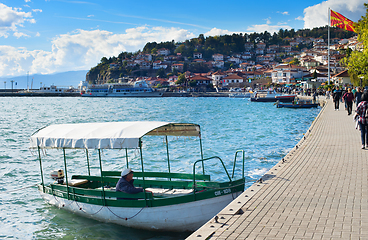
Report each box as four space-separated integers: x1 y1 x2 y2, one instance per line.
330 10 357 33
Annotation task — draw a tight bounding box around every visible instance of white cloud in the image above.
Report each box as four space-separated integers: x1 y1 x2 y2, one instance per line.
204 28 234 36
32 9 42 13
247 24 291 33
303 0 366 29
13 31 29 38
295 16 303 21
0 3 35 38
277 11 289 15
0 26 196 77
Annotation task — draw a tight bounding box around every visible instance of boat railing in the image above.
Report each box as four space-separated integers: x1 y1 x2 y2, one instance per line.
193 156 232 191
45 182 154 206
101 171 211 181
232 150 245 179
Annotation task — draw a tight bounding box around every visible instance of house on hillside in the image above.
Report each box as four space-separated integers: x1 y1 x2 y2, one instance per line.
272 64 309 84
189 75 212 90
193 52 203 59
172 63 184 72
212 70 227 87
222 74 244 87
157 48 170 56
212 54 224 61
331 70 352 86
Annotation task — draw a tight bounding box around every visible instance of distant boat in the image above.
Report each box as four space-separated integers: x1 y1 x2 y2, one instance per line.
19 85 75 94
81 80 163 97
276 99 319 108
250 90 296 102
229 92 252 98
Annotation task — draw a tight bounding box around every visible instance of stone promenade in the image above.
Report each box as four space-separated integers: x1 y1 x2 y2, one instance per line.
188 99 368 239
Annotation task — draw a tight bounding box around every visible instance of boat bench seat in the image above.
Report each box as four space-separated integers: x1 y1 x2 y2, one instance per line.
145 188 193 197
71 175 215 190
66 179 88 186
102 171 211 181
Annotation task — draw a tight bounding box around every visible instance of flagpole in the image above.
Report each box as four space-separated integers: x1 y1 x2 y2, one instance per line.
328 7 330 85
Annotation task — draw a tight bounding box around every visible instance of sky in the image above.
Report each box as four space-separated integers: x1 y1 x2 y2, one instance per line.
0 0 366 79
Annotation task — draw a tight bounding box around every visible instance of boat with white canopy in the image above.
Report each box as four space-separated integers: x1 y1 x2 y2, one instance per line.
30 121 246 231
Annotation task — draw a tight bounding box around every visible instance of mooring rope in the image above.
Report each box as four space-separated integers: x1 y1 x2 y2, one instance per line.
106 205 146 220
0 184 38 193
75 201 104 215
51 193 76 208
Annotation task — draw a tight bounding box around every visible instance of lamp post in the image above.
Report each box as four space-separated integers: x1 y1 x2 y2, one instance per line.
360 76 363 87
3 81 6 89
10 80 14 92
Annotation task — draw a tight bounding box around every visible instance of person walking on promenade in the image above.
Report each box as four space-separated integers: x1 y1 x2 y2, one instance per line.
332 86 342 110
355 87 363 107
326 88 331 99
342 88 354 115
355 93 368 149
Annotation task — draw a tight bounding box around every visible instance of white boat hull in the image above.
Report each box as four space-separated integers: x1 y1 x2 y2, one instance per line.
40 191 242 231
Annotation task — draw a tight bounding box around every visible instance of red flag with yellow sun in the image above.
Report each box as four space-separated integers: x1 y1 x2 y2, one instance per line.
330 10 357 33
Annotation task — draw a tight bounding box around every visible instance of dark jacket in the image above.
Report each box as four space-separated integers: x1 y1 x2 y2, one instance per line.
116 177 143 194
332 90 342 101
342 92 354 102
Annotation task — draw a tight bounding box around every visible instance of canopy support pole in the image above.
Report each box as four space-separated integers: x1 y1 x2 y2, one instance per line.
37 147 45 193
86 149 90 176
98 149 106 206
165 136 171 180
139 139 148 205
63 148 70 200
125 149 129 168
199 137 205 175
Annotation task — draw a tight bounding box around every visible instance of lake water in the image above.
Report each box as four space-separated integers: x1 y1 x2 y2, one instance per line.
0 97 320 239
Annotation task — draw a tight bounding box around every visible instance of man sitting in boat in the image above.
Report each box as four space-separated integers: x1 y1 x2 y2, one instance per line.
116 168 151 194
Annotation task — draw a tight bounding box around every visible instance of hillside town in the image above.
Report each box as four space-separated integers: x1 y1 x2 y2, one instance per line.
85 33 360 92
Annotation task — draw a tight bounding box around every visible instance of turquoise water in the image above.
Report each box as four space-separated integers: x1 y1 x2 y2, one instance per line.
0 97 320 239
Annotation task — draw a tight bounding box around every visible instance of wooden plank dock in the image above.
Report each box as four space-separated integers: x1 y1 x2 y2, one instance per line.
188 99 368 239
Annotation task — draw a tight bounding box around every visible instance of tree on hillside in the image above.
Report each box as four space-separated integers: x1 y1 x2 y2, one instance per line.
176 73 187 86
342 3 368 86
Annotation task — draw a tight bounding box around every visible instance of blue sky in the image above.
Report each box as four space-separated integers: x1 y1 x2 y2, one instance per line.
0 0 366 78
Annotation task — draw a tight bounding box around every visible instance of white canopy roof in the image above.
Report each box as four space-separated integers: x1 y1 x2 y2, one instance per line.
30 121 200 149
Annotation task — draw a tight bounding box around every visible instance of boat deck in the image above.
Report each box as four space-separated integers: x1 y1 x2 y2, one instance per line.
188 99 368 239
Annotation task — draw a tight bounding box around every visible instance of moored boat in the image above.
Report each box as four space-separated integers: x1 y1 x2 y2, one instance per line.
250 90 296 102
276 99 319 108
30 121 246 231
80 80 163 97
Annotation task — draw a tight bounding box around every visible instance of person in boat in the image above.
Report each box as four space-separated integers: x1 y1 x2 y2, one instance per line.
116 168 151 194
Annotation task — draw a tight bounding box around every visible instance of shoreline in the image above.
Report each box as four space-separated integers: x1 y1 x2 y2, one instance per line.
0 91 231 97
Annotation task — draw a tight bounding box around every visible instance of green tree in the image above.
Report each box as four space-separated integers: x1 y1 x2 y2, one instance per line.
342 3 368 86
156 68 166 78
176 73 186 85
289 58 300 65
100 57 108 64
312 70 317 79
189 80 197 87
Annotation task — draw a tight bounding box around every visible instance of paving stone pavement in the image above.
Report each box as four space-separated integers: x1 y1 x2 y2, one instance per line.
188 100 368 240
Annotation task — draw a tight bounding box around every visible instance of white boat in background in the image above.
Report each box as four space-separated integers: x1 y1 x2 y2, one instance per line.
229 92 252 98
80 80 163 97
30 121 246 231
250 90 296 102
